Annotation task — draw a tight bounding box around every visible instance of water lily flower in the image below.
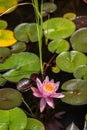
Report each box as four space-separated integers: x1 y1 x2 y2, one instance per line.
31 76 64 112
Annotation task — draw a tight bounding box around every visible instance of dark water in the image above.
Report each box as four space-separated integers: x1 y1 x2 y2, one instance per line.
0 0 87 130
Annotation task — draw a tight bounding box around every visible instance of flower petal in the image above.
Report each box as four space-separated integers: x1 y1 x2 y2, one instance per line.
36 78 43 93
31 87 42 97
43 76 49 84
51 93 65 98
40 98 46 112
46 97 55 109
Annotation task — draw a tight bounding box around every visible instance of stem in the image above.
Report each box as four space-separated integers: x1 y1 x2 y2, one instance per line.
22 97 35 118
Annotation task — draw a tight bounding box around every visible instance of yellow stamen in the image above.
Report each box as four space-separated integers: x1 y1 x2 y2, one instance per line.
44 83 54 92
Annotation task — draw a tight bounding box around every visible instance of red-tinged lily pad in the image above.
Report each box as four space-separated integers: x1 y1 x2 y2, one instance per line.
48 39 70 54
73 65 87 79
0 0 18 14
61 79 87 105
56 51 87 73
0 30 17 47
14 23 39 42
43 17 76 40
0 107 27 130
25 118 45 130
0 88 23 109
0 20 8 29
70 27 87 53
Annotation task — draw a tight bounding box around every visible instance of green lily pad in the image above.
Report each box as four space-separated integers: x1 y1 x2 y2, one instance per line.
73 65 87 79
43 17 76 40
70 27 87 53
0 0 18 14
0 52 40 82
0 47 11 63
11 42 26 53
56 51 87 73
0 88 22 109
63 12 76 20
0 74 6 86
25 118 45 130
0 107 27 130
61 79 87 105
0 30 17 47
14 23 39 42
43 2 57 13
48 39 70 54
9 107 27 130
0 20 8 29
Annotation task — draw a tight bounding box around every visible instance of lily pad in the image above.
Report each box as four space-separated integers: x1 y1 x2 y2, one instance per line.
56 51 87 73
73 65 87 79
11 42 26 53
0 0 18 14
61 79 87 105
0 107 27 130
0 74 6 86
14 23 39 42
0 20 8 29
25 118 45 130
63 12 76 20
48 39 70 54
0 88 22 109
0 52 40 82
0 47 11 63
43 17 76 40
43 2 57 13
0 30 17 47
70 27 87 53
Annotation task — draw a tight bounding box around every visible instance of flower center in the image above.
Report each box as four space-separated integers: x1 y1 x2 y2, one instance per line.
44 83 54 92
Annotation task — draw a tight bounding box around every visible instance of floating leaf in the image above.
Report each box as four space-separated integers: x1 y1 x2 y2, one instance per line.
48 39 70 54
0 74 6 86
61 79 87 105
51 65 60 73
0 30 17 47
11 42 26 53
0 47 11 63
43 17 76 40
56 51 87 73
9 107 27 130
14 23 39 42
43 2 57 13
70 27 87 53
63 12 76 20
0 88 22 109
25 118 45 130
0 20 8 29
73 65 87 79
0 107 27 130
0 52 40 82
0 0 18 14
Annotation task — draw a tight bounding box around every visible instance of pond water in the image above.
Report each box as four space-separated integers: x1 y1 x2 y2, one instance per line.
0 0 87 130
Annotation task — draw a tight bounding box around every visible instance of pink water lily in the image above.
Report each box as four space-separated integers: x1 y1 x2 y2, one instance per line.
31 76 64 112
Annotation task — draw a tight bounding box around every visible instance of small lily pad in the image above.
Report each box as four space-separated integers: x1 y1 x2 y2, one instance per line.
63 12 76 20
0 47 11 63
0 20 8 29
73 65 87 79
14 23 39 42
0 88 23 109
43 2 57 13
48 39 70 54
0 30 17 47
43 17 76 40
61 79 87 105
11 42 27 53
25 118 45 130
56 51 87 73
70 27 87 53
